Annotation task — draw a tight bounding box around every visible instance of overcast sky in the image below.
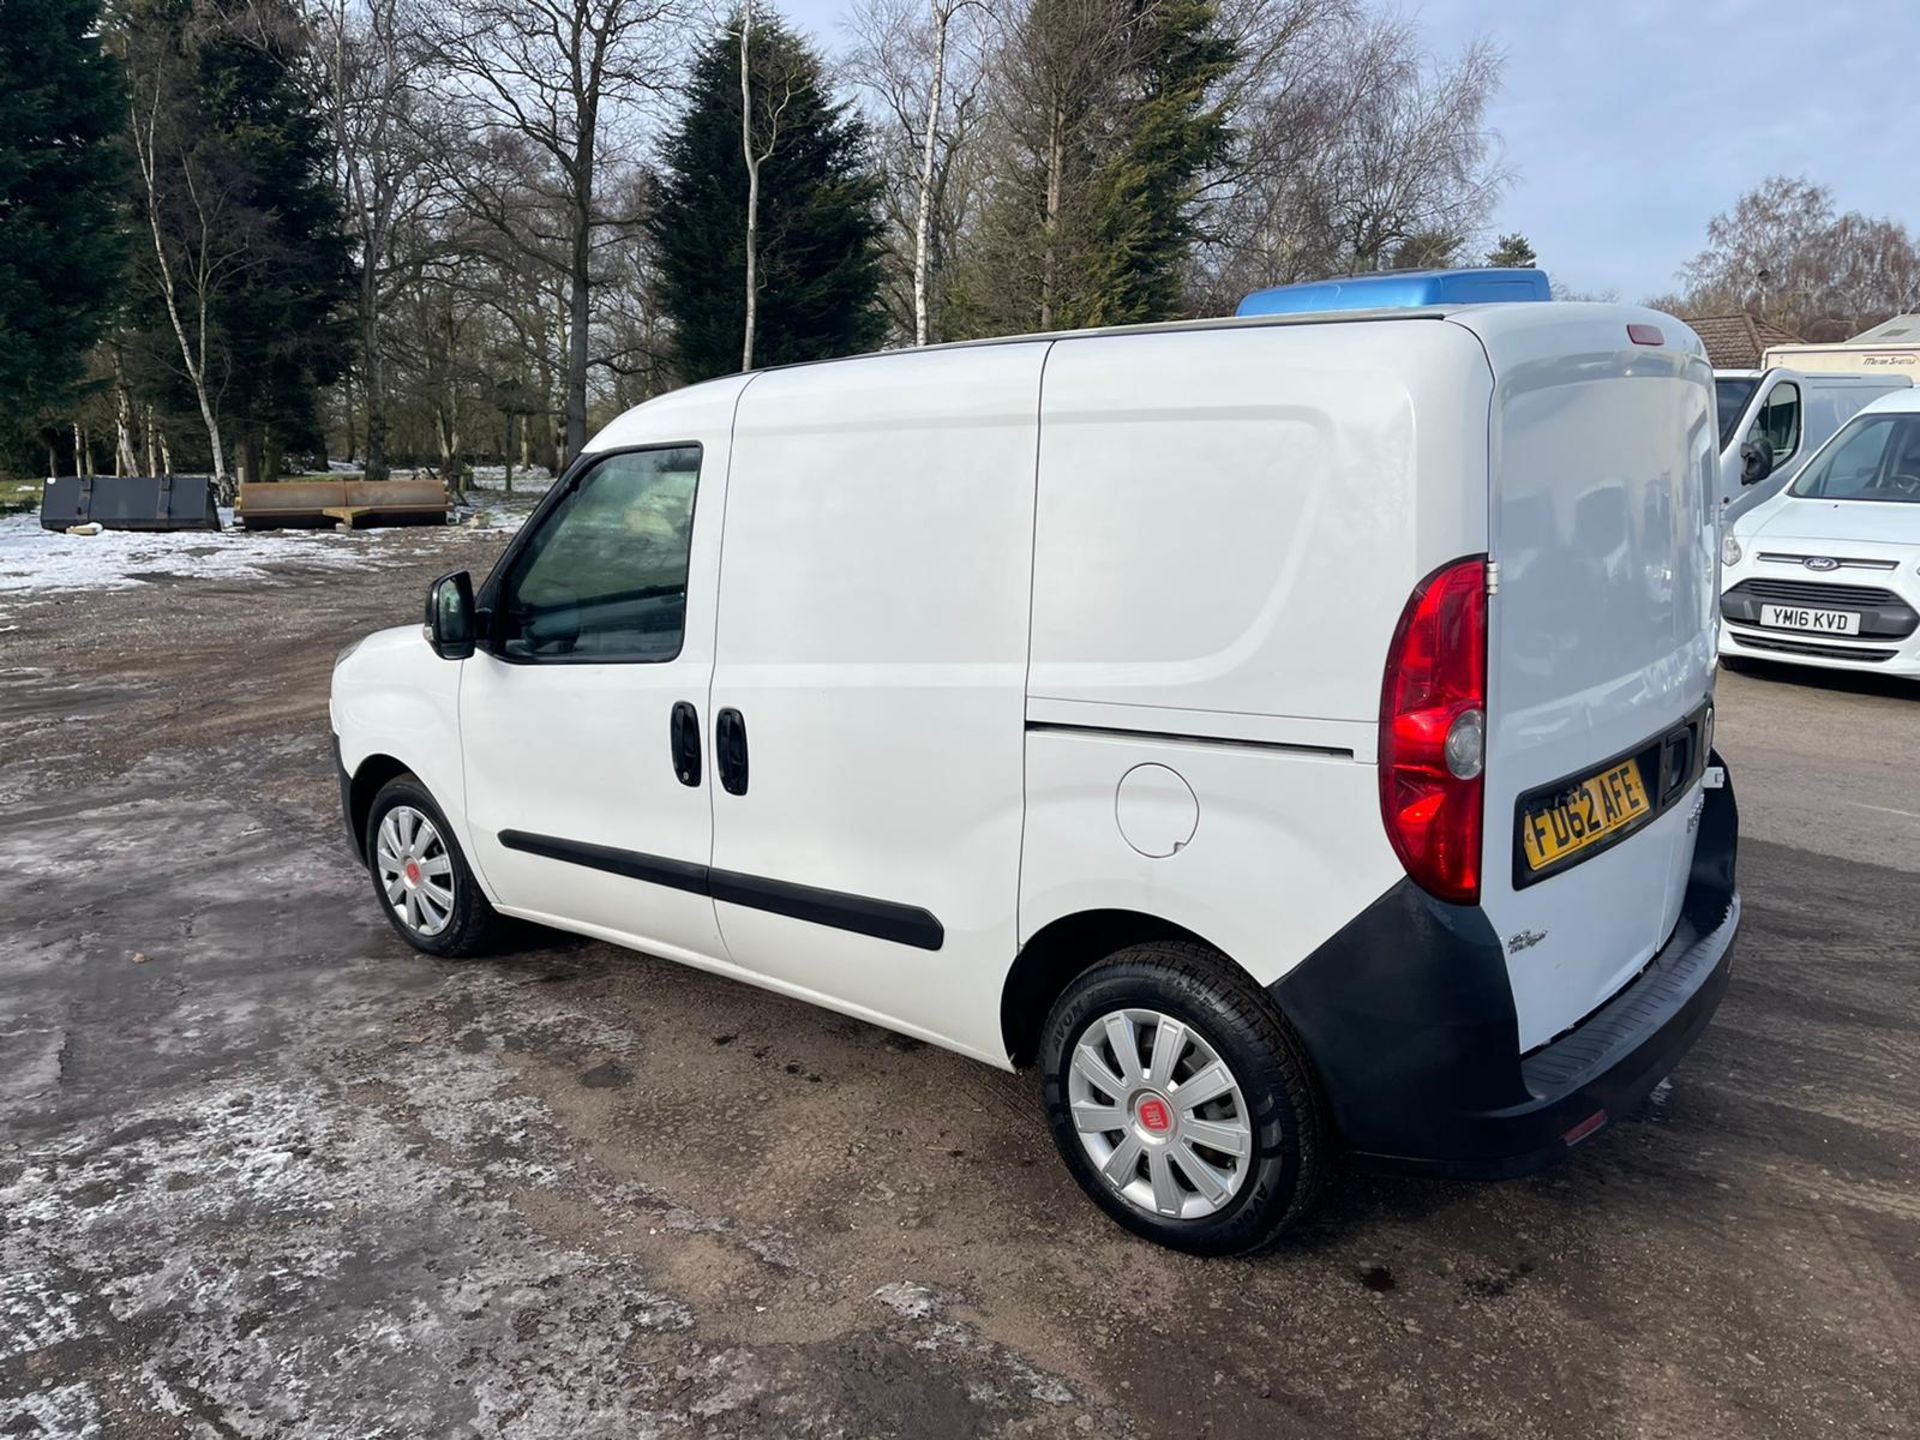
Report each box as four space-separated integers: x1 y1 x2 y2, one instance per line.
773 0 1920 303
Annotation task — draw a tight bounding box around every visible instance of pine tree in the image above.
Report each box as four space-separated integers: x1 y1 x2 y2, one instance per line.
1486 232 1537 269
1067 0 1234 328
0 0 128 447
195 5 353 473
958 0 1234 335
651 11 885 383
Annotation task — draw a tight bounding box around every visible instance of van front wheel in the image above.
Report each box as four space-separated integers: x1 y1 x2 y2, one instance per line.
364 775 501 958
1039 943 1326 1255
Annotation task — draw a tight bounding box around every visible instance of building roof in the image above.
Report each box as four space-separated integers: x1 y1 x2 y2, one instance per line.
1849 314 1920 345
1679 313 1802 368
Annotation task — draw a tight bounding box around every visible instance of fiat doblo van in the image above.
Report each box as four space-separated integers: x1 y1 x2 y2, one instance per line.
331 302 1741 1254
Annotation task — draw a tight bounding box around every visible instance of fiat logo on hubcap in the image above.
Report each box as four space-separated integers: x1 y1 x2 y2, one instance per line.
403 860 422 887
1136 1096 1172 1134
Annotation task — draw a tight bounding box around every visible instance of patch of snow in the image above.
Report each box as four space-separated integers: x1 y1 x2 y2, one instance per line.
0 508 522 599
469 464 557 499
0 1382 104 1439
873 1281 947 1321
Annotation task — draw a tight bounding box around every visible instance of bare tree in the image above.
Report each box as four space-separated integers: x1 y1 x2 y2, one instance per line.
738 0 761 369
910 0 981 344
1187 9 1507 314
428 0 680 461
845 0 991 343
1675 176 1920 341
298 0 440 481
122 35 250 493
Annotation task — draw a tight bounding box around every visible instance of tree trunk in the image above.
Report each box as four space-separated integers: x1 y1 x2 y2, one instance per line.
504 410 517 495
130 94 229 496
114 349 140 476
362 268 388 480
564 107 594 465
235 433 266 490
740 0 759 372
914 2 950 348
436 403 461 491
1042 94 1063 331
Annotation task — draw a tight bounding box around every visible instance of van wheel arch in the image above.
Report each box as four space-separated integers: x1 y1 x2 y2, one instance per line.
346 753 412 864
1001 910 1247 1068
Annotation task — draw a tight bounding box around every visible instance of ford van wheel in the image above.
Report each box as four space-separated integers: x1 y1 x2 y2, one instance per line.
1040 942 1326 1255
364 775 501 958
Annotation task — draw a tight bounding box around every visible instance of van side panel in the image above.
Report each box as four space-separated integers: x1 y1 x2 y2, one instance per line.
705 344 1049 1065
1019 732 1402 991
1027 322 1493 727
1458 306 1720 1051
1019 321 1489 991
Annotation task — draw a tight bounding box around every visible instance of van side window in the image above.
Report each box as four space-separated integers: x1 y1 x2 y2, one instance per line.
493 445 701 662
1752 382 1800 461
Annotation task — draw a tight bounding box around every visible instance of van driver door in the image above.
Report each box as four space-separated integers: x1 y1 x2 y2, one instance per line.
459 380 747 968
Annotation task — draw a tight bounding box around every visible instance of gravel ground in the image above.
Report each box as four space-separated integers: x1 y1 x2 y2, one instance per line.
1 530 1915 1439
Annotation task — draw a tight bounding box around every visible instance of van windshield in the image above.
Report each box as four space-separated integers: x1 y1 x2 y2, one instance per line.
1714 377 1758 447
1789 412 1920 503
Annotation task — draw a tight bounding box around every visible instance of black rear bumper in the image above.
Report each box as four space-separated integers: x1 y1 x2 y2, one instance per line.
1271 752 1739 1179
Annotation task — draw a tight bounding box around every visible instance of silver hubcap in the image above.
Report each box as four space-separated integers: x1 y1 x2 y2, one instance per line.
375 805 455 938
1067 1008 1254 1220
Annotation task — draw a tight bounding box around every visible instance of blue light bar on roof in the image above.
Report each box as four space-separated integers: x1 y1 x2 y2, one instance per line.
1236 267 1551 317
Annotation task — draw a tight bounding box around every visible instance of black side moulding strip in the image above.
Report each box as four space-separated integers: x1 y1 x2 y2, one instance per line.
495 830 944 951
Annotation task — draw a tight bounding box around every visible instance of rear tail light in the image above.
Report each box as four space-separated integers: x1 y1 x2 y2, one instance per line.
1379 556 1487 904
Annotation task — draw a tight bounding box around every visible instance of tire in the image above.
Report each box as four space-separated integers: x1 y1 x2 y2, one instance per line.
1040 941 1326 1256
363 774 501 958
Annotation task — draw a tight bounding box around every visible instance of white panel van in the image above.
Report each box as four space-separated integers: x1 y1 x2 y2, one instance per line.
331 303 1742 1255
1715 367 1910 523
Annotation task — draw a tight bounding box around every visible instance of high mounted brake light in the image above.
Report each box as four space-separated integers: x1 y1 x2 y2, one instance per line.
1379 557 1487 905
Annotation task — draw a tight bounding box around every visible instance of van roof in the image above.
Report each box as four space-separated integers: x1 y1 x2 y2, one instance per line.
1718 366 1909 387
653 300 1700 395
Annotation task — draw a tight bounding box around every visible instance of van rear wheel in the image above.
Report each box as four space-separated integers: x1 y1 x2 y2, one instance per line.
1039 942 1326 1255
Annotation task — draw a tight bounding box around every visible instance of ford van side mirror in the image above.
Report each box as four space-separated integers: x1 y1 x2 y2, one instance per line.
425 570 476 660
1739 437 1775 486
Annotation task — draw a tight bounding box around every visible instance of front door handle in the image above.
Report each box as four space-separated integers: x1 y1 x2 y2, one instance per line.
670 700 701 787
715 707 748 795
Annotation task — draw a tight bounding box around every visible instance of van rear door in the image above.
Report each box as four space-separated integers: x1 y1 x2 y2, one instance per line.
1452 307 1719 1051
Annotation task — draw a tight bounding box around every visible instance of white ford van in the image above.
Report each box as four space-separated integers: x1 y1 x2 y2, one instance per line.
331 302 1741 1254
1720 387 1920 677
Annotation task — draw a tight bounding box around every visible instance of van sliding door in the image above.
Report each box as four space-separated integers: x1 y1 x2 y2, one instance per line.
703 344 1048 1063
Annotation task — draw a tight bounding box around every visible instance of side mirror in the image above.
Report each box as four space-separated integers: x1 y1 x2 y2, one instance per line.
424 570 476 660
1740 437 1775 486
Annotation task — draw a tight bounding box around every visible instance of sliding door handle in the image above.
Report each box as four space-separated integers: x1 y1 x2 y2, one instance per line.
669 701 701 787
716 707 748 795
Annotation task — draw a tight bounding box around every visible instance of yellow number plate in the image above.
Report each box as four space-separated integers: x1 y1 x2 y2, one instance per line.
1520 760 1652 872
